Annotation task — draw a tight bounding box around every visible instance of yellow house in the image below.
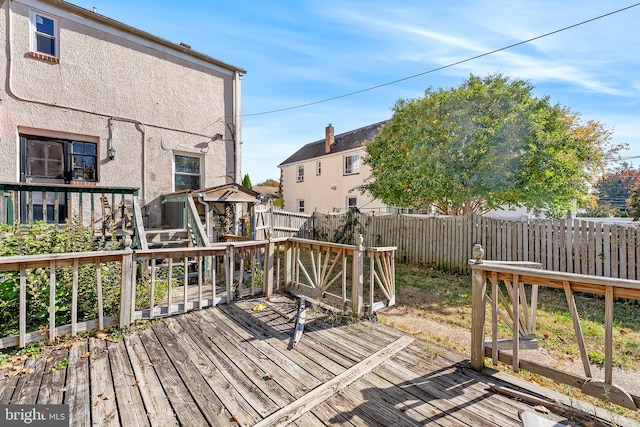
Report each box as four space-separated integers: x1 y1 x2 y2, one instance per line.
278 122 391 214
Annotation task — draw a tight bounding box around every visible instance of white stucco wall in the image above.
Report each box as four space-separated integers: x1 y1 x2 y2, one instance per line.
280 147 389 214
0 0 244 225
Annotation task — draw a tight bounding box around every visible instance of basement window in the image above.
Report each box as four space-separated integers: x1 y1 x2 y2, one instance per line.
30 10 59 60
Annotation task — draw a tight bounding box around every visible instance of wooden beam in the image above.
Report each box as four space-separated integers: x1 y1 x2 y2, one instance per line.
254 335 414 427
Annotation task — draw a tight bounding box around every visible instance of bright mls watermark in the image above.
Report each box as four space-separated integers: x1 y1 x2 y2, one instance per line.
1 405 68 426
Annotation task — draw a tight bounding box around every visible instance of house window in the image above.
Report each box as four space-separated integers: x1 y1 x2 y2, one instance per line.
347 197 357 211
296 165 304 182
297 199 305 213
71 142 97 181
174 154 202 191
21 135 97 182
30 10 58 58
344 154 359 175
316 161 322 175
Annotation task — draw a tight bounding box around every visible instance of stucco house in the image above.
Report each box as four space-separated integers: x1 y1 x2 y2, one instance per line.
279 121 392 214
0 0 245 227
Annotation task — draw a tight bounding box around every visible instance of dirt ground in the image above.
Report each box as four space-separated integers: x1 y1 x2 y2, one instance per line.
379 306 640 405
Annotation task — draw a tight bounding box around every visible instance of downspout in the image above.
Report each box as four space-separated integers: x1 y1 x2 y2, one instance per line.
232 71 242 235
233 70 242 184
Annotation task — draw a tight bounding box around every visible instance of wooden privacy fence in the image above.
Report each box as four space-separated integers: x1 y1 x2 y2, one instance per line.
313 212 640 279
0 237 395 349
470 260 640 410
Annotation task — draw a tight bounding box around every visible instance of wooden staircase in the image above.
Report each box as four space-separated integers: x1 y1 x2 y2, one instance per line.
145 228 193 249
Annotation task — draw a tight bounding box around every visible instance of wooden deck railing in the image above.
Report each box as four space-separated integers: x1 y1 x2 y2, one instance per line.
0 237 395 349
282 237 396 316
470 258 640 410
0 182 145 247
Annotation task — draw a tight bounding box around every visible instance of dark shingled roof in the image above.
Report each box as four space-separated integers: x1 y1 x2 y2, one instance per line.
278 120 389 166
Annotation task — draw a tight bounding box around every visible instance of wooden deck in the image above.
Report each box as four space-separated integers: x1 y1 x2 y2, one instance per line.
0 295 633 427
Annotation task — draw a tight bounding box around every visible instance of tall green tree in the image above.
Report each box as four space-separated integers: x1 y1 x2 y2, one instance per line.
242 173 252 190
362 74 622 217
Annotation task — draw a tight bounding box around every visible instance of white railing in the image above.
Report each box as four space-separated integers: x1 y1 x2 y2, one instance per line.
0 237 395 349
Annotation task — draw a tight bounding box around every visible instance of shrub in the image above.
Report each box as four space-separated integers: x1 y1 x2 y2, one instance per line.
0 219 165 338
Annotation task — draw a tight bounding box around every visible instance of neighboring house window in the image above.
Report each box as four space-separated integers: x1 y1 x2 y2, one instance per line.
347 197 357 211
297 199 305 213
174 154 202 191
297 165 304 182
316 161 322 175
21 135 97 182
30 10 58 58
344 154 359 175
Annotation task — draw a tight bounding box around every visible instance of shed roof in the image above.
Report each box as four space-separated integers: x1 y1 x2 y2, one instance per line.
279 120 388 167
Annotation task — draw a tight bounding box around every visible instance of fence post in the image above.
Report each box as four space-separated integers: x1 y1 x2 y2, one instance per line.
470 264 487 371
119 246 135 327
352 235 364 317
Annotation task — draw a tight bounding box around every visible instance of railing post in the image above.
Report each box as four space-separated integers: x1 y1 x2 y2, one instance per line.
119 245 135 327
351 235 364 317
471 266 487 370
264 239 275 298
284 240 293 291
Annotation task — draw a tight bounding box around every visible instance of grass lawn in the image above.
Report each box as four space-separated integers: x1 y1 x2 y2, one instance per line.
381 263 640 421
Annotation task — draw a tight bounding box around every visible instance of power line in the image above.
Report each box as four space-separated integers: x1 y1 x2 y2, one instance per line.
242 3 640 118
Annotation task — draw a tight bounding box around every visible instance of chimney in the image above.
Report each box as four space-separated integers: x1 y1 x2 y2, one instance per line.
325 123 334 154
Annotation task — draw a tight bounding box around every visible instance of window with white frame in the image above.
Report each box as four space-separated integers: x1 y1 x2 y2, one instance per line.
316 161 321 175
30 10 58 58
347 197 357 211
344 154 359 175
174 153 202 191
297 199 305 213
296 165 304 182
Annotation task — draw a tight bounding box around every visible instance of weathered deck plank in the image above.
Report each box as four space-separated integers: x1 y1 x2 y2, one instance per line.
88 337 119 427
0 293 631 427
123 334 179 426
136 327 209 426
106 339 150 427
65 339 90 426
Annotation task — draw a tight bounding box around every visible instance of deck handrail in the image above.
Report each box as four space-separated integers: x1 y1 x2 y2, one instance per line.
470 259 640 410
0 237 395 349
0 182 143 245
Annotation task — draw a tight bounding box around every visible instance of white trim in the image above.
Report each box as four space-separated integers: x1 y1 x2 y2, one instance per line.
29 8 59 58
172 151 204 192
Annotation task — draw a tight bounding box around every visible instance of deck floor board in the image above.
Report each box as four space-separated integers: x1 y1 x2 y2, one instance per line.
0 294 625 426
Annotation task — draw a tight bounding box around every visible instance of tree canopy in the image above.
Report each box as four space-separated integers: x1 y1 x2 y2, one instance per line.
594 163 639 212
361 74 622 218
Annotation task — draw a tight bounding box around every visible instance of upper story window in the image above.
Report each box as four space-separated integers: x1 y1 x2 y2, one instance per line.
316 161 322 175
297 199 305 213
296 165 304 182
344 154 359 175
174 153 202 191
30 10 58 59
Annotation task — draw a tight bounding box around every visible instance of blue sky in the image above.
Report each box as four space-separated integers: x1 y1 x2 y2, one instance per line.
70 0 640 183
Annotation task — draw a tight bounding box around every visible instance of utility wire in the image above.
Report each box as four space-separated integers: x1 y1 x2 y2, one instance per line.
243 3 640 117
